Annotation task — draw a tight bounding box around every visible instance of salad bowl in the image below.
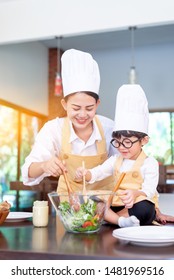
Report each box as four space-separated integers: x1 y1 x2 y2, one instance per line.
48 190 112 233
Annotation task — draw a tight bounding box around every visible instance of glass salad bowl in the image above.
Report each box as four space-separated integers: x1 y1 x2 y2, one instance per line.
48 190 112 233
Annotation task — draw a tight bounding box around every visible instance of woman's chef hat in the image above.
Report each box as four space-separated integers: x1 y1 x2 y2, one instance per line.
61 49 100 97
114 84 149 134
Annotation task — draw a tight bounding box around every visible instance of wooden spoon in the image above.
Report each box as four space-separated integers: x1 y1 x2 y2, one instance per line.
62 170 80 211
106 172 126 209
82 161 87 203
62 170 73 196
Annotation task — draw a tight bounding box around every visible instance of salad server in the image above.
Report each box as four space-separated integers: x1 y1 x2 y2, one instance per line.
62 170 81 211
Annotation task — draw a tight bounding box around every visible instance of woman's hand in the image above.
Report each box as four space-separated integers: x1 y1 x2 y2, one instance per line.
41 157 67 177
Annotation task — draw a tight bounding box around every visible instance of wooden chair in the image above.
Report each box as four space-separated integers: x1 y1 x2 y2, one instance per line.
10 177 58 211
157 165 166 193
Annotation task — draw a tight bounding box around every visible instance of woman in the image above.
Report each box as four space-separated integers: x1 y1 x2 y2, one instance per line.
22 49 116 193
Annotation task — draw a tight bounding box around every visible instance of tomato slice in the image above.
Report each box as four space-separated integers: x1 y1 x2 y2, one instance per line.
82 221 93 228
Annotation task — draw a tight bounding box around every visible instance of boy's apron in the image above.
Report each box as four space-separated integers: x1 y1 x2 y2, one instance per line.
112 150 158 207
57 116 115 194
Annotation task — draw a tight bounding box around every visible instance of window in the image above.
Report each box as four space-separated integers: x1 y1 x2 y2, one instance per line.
0 100 46 205
144 112 174 165
0 106 18 191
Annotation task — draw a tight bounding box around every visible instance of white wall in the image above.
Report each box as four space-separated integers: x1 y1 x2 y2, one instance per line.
0 41 48 115
0 0 174 118
0 39 174 118
92 41 174 119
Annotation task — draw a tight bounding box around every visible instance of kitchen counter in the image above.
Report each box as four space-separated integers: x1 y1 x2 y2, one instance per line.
0 215 174 260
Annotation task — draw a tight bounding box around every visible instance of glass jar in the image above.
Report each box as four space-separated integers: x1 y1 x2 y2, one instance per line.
32 200 49 227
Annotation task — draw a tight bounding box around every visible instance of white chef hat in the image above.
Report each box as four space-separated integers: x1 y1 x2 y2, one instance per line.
61 49 100 97
113 84 149 134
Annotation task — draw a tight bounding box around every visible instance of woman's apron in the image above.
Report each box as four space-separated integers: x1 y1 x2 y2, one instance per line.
57 116 115 194
112 150 158 207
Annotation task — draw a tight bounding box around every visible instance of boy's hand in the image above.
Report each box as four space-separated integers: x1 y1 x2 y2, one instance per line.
74 167 91 182
155 208 174 224
118 189 136 208
74 167 84 182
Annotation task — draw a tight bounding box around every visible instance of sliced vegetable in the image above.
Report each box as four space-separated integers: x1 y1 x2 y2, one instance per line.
82 221 93 228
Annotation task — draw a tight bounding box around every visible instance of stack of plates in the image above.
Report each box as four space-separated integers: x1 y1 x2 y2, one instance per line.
113 226 174 247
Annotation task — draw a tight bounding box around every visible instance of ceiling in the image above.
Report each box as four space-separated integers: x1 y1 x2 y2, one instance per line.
40 23 174 52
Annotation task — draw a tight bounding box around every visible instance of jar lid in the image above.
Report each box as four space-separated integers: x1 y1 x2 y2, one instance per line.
33 200 48 207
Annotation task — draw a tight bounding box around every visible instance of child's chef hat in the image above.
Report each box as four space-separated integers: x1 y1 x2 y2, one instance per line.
114 84 149 134
61 49 100 97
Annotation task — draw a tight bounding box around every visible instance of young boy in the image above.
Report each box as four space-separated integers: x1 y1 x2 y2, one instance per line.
75 84 159 226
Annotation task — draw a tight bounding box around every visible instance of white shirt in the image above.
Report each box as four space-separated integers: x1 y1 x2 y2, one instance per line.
89 154 159 200
22 115 115 186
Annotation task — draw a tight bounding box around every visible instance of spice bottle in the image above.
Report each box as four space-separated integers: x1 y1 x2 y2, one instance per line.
32 200 49 227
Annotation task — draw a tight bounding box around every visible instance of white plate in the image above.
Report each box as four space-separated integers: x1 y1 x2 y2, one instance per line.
5 212 33 222
113 226 174 247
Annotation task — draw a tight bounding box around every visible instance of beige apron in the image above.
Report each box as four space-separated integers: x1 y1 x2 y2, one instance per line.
112 150 158 207
57 116 115 194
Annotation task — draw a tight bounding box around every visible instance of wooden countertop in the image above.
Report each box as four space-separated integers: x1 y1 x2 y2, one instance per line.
1 215 174 260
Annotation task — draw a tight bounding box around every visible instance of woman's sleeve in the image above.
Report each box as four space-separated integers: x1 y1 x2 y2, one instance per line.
21 119 62 185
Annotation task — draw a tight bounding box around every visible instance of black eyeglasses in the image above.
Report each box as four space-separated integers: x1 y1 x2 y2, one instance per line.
110 137 142 149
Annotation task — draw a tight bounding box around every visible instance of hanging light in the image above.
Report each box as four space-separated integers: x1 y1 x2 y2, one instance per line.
129 26 137 84
54 36 63 96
